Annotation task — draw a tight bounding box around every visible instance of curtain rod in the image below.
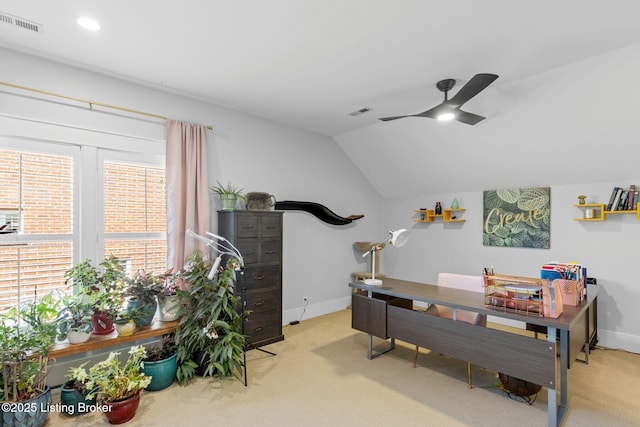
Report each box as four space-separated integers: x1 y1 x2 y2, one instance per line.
0 81 214 131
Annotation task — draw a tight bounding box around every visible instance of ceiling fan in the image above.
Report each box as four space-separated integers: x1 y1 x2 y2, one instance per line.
379 73 499 125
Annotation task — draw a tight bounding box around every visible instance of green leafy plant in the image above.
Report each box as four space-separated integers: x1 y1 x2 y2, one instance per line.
0 310 56 402
209 181 246 200
174 251 246 385
65 256 127 321
56 294 94 339
70 345 151 403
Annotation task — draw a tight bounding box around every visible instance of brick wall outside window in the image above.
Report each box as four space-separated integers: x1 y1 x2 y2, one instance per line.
0 150 166 311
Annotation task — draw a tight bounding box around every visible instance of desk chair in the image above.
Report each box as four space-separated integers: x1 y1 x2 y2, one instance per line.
413 273 486 388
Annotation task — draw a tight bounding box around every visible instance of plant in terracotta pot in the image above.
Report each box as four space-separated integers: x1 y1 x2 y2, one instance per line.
73 345 152 424
141 334 178 391
0 302 57 427
174 251 246 385
124 269 162 328
210 180 246 211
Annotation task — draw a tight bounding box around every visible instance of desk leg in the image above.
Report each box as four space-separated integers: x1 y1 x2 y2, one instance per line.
547 327 568 427
367 334 395 360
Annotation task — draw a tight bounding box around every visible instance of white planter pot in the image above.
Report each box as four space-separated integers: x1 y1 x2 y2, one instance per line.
158 294 181 321
67 330 91 344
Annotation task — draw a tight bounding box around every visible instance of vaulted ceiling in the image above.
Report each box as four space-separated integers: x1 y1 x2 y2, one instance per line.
2 1 640 196
1 1 639 136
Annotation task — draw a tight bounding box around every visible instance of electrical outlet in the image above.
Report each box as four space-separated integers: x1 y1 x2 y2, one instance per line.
303 296 309 305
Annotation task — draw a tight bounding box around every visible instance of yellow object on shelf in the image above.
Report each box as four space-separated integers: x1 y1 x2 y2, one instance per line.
414 208 466 223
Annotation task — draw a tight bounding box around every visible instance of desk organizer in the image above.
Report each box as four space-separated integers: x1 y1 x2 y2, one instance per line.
484 274 559 318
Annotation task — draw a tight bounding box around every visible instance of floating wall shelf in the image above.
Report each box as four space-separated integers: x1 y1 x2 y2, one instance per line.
573 203 639 221
414 208 466 223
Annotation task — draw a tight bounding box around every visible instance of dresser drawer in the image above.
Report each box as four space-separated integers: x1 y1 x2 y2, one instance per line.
261 239 281 263
261 215 281 237
237 215 259 238
244 310 282 343
242 265 280 290
237 240 259 264
244 288 281 315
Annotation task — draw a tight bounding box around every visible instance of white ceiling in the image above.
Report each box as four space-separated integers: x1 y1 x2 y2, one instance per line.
2 1 640 137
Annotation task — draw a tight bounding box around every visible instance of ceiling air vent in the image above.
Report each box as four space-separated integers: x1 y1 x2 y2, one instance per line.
0 11 42 33
349 107 372 117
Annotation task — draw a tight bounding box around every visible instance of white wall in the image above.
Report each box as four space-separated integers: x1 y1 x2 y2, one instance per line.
0 47 384 326
360 44 640 353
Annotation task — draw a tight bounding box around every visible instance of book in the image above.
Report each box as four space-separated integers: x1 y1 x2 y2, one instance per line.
627 185 636 210
617 190 628 211
609 187 623 211
606 186 621 210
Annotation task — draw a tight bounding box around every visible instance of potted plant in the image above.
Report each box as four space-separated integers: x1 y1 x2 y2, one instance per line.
71 345 152 424
113 309 137 337
174 251 246 385
210 180 246 211
65 256 127 335
141 334 178 391
0 301 57 427
124 269 162 327
56 294 94 344
157 268 181 322
59 363 97 416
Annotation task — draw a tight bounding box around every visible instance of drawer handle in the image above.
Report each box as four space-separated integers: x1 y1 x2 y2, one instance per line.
245 251 255 255
254 301 264 307
242 225 255 229
253 275 265 280
265 225 276 229
254 326 264 332
265 250 276 254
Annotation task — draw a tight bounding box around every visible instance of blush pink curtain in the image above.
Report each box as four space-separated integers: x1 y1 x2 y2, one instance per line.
166 119 210 273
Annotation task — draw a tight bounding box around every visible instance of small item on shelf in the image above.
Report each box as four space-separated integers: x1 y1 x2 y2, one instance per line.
451 198 459 209
584 209 595 219
577 195 586 205
419 209 426 221
434 202 442 215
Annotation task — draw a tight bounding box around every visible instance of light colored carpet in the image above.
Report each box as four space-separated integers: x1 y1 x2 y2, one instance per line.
49 309 639 426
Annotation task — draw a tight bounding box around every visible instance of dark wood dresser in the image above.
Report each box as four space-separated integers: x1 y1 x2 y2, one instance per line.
218 210 284 348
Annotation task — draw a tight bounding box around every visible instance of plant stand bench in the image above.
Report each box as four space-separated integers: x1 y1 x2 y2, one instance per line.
49 320 178 359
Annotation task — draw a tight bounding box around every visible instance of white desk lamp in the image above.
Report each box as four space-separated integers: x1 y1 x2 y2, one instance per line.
186 229 244 279
362 228 409 285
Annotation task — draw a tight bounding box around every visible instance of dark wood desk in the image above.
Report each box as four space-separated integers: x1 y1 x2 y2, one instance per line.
349 278 598 427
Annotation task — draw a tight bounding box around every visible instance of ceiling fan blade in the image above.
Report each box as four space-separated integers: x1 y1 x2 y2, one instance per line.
379 115 411 122
455 110 486 125
448 73 498 108
413 104 444 119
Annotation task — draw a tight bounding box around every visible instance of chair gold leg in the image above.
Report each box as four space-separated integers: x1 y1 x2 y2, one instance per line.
413 345 419 367
467 362 473 389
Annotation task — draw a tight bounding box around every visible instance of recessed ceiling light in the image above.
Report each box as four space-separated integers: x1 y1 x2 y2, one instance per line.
77 17 100 31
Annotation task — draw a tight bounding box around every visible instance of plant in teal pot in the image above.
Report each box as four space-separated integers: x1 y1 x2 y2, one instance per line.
124 269 162 327
141 335 177 391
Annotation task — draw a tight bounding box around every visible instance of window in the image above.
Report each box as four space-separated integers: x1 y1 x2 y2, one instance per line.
0 146 76 311
0 145 166 312
100 153 166 275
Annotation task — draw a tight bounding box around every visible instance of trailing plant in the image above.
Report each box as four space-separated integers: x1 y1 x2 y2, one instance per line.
174 251 246 386
70 345 151 403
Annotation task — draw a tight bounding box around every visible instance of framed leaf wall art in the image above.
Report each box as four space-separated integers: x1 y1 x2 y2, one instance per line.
483 187 550 248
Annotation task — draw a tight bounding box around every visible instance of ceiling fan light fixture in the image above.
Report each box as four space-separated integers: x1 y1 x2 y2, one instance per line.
77 17 101 31
437 112 455 121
